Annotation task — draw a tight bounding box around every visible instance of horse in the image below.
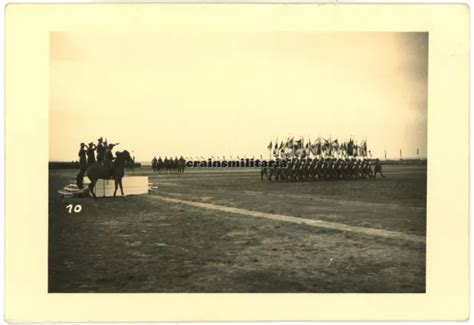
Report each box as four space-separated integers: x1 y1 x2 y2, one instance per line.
83 150 134 199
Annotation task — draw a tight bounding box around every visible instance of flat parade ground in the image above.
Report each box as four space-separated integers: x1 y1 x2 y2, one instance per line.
49 165 426 293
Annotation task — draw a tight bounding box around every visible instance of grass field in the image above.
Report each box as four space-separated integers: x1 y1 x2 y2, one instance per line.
48 165 426 293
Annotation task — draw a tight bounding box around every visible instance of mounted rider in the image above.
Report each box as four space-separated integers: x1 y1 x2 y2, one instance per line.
96 137 106 164
86 142 96 166
104 142 119 178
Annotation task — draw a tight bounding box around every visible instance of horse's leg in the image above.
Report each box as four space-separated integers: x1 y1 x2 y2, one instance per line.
76 172 83 189
76 168 86 189
113 179 118 197
119 178 124 196
88 179 97 199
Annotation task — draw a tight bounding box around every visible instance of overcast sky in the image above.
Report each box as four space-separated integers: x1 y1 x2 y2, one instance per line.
49 32 428 161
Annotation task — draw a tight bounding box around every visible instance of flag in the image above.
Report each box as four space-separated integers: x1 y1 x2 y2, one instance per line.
359 140 367 157
267 141 272 150
289 137 294 147
310 142 317 156
295 139 303 149
348 139 354 156
332 139 339 151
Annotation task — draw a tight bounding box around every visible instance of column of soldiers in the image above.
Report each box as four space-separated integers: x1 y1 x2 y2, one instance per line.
262 137 385 182
261 157 385 182
151 156 186 174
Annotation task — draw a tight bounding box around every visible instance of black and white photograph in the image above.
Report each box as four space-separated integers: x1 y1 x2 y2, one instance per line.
48 31 428 293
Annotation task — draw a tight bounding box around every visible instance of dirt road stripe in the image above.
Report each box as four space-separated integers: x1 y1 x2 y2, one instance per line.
153 195 425 244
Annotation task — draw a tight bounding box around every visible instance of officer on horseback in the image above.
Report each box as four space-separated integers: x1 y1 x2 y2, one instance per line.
104 143 119 178
86 142 96 166
96 137 106 164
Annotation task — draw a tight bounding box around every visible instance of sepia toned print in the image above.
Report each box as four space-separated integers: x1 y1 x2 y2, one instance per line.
48 31 427 293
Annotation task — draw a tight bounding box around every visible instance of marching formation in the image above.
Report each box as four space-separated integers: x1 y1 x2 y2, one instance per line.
151 156 186 174
261 157 385 182
262 136 384 182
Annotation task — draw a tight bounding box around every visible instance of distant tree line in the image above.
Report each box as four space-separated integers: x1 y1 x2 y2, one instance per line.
382 159 427 166
49 161 141 169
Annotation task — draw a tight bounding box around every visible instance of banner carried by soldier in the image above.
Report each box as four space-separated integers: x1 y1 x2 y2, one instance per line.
266 136 370 159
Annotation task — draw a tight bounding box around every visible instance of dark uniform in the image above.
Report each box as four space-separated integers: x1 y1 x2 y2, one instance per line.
76 143 87 189
374 159 385 178
96 138 106 164
79 144 87 170
178 156 186 174
104 144 115 168
86 143 96 166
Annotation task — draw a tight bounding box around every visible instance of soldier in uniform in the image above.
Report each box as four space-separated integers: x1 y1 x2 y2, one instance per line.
96 137 106 164
152 156 158 172
157 156 163 173
103 143 118 178
373 158 386 178
179 156 186 174
164 157 169 173
86 142 96 166
78 143 87 169
76 143 88 188
174 157 179 173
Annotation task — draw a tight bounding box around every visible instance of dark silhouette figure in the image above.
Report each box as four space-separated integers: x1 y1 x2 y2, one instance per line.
86 142 96 166
76 143 87 188
96 137 106 164
373 159 385 178
103 143 116 175
178 156 186 174
83 150 134 199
